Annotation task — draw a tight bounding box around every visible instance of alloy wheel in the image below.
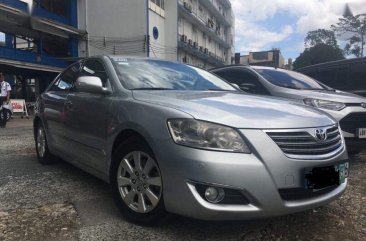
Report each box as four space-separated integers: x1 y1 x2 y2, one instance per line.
117 151 162 213
37 127 46 158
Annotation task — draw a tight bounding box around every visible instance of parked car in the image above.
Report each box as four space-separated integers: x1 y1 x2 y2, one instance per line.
34 56 348 224
211 65 366 154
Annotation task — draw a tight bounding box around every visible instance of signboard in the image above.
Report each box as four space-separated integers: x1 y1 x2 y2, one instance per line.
10 99 28 117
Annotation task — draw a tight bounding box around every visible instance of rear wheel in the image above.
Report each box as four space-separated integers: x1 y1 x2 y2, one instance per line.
111 138 165 225
35 123 55 164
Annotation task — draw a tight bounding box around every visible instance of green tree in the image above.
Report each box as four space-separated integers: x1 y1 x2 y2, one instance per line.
305 29 338 48
332 14 366 57
293 43 345 69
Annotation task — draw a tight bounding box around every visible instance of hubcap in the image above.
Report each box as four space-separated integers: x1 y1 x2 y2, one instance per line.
37 127 46 158
117 151 162 213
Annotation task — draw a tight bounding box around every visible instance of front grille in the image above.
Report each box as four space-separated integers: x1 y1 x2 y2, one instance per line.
266 125 343 159
339 113 366 134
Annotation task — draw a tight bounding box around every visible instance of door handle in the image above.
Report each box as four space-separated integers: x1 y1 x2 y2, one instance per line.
65 101 73 108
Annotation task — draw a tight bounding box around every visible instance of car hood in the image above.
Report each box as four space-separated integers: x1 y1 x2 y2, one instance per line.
132 91 336 129
278 88 366 103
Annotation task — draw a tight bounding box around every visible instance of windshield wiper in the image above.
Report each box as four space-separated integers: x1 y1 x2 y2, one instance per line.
300 88 326 90
131 87 174 90
204 89 233 91
302 88 335 91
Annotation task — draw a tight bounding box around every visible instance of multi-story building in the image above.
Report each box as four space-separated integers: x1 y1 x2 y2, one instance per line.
0 0 234 100
176 0 234 68
78 0 234 69
0 0 82 98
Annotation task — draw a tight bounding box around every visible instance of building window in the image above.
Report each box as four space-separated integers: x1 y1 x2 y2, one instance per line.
35 0 69 17
150 0 164 10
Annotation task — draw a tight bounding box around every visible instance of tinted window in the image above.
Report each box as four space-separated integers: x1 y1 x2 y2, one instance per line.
312 67 348 90
112 59 236 91
80 60 109 87
350 62 365 90
255 68 325 90
49 63 81 91
218 69 269 95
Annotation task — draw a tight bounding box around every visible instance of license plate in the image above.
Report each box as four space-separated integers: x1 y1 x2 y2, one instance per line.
306 163 348 190
357 128 366 138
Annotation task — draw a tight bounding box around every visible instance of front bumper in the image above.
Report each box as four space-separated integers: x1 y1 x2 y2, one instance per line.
155 129 348 220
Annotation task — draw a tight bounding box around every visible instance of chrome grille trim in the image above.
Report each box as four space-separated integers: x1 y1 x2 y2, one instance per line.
265 125 344 160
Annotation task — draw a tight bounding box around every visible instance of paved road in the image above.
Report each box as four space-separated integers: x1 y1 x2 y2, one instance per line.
0 118 365 241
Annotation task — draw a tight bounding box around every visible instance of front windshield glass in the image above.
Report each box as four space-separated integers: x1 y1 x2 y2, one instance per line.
255 68 325 90
112 58 236 91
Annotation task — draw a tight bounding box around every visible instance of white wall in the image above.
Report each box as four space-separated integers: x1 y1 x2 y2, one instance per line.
148 0 178 61
78 0 148 57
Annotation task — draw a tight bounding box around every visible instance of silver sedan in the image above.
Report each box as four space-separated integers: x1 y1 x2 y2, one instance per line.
34 56 348 224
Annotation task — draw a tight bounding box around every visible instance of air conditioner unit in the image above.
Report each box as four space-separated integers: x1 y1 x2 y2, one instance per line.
188 39 193 46
184 2 192 13
204 48 209 54
193 42 198 48
181 35 188 43
199 46 204 52
207 19 214 28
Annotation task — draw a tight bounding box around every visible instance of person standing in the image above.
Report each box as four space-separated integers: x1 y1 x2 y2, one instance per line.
0 72 11 128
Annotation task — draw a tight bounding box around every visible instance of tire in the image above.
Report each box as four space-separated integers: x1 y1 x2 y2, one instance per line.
35 122 55 165
5 110 11 121
111 138 166 225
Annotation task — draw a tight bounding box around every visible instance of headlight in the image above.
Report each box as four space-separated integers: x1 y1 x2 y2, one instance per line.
303 98 345 111
167 119 250 153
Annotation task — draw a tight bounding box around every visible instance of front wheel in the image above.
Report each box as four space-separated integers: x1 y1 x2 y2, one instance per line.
35 123 55 164
111 139 166 225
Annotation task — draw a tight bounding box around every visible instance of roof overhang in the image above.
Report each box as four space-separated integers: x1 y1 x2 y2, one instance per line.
31 17 85 39
0 58 63 73
0 3 35 36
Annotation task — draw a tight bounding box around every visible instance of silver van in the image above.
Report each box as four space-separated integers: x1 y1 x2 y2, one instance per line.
211 65 366 154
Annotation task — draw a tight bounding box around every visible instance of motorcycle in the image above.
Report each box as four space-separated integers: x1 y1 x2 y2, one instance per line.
0 101 12 121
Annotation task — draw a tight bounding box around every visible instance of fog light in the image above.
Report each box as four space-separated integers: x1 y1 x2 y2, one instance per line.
204 187 225 203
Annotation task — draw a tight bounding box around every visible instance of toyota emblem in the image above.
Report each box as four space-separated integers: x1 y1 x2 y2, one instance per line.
314 128 327 142
361 103 366 108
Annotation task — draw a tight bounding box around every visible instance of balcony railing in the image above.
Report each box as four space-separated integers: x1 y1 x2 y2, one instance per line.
178 2 230 48
177 35 226 66
32 7 70 26
0 0 29 13
0 47 68 68
198 0 232 26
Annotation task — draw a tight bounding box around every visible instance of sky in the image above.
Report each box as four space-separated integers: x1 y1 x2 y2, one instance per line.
231 0 366 62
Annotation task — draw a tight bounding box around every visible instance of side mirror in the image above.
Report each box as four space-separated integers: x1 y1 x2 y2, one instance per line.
75 76 111 95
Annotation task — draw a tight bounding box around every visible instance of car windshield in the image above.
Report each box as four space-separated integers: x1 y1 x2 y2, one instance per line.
255 68 325 90
112 58 236 91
